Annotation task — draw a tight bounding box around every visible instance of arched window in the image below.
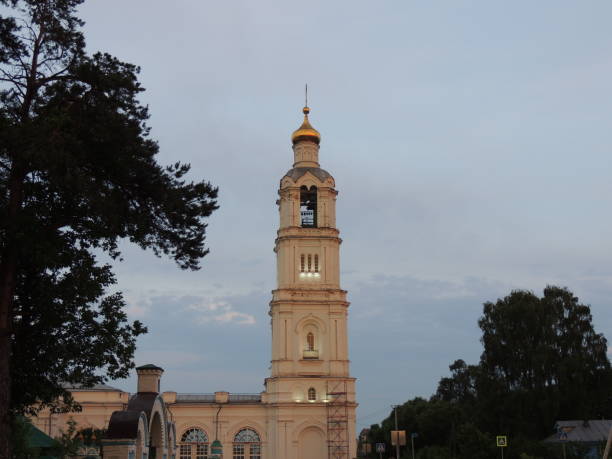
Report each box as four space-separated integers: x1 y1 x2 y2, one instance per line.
306 332 315 351
314 254 319 273
300 254 305 272
308 387 316 401
233 428 261 459
180 428 209 459
307 254 312 272
300 185 317 227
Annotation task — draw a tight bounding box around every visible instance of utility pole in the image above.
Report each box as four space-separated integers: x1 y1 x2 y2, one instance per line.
392 405 400 459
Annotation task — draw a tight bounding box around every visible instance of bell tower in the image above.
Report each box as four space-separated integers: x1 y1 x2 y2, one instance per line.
265 105 356 459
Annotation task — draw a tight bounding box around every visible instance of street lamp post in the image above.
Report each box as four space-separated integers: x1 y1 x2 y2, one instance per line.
393 405 400 459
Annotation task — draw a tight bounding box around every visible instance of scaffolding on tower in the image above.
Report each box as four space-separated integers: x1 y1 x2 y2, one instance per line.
327 380 349 459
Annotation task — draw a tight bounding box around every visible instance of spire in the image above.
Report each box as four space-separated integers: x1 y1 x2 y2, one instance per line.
291 102 321 145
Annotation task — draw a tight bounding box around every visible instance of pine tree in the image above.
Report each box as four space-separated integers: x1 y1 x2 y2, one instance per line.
0 1 219 454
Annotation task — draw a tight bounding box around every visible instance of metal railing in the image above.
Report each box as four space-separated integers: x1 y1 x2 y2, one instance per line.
175 393 261 403
303 349 319 359
176 394 215 402
229 394 261 402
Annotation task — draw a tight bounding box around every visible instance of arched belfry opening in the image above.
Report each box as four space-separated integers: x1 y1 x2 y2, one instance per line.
300 185 317 227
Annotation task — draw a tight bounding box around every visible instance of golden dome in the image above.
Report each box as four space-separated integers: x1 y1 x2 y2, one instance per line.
291 106 321 145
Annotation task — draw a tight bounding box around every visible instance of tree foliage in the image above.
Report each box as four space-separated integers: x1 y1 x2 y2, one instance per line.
477 286 612 437
0 0 218 453
365 287 612 459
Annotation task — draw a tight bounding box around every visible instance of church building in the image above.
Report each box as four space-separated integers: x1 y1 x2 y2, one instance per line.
33 106 357 459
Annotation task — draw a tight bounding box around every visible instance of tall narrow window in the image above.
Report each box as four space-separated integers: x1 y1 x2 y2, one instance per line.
300 185 317 227
307 332 315 351
307 254 312 272
314 255 319 273
300 254 305 273
308 387 316 401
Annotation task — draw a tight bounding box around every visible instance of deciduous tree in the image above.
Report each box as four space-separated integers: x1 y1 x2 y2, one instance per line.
368 287 611 459
478 286 612 437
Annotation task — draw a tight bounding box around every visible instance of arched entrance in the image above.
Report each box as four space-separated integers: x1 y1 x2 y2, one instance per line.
298 427 326 459
149 412 163 458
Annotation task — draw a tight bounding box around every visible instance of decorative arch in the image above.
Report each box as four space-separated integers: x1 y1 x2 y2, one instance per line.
295 314 326 360
150 412 164 454
226 420 266 443
297 426 327 459
296 179 320 191
167 423 176 457
181 428 209 443
294 314 327 334
291 419 328 443
147 396 168 457
136 412 149 458
234 428 260 442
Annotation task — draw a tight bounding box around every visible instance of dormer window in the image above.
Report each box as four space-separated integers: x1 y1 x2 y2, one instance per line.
300 185 317 227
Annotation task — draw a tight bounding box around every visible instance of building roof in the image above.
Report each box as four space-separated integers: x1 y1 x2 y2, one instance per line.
106 410 143 440
27 423 56 448
136 363 164 371
62 382 123 392
291 106 321 145
127 392 159 420
544 420 612 443
284 167 331 183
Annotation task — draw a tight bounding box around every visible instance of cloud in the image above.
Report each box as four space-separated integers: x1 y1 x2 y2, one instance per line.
125 302 149 318
188 300 256 325
124 293 257 326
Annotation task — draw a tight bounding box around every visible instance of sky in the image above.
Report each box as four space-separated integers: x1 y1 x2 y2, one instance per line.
74 1 612 430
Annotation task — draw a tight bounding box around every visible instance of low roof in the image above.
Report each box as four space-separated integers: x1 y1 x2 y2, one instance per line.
128 392 159 420
27 423 56 448
284 167 331 183
136 364 164 371
544 420 612 443
62 382 123 392
106 410 143 439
